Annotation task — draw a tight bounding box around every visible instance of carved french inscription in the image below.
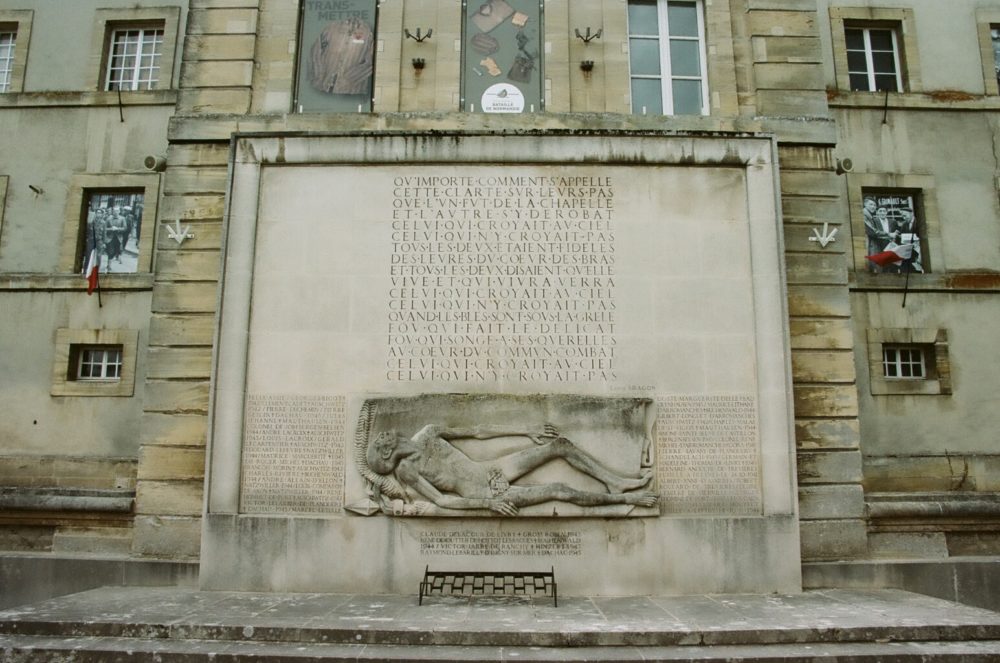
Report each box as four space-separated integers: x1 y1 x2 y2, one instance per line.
240 394 346 514
655 395 762 515
386 175 617 383
419 530 583 556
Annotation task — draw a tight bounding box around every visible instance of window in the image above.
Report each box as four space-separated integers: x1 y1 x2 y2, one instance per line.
86 8 179 92
845 26 902 92
295 0 378 113
882 345 926 379
992 26 1000 91
0 10 32 93
51 329 139 397
461 0 543 114
829 8 921 94
105 26 163 91
976 11 1000 95
58 174 159 276
627 0 708 115
867 329 952 396
0 29 14 92
74 345 124 381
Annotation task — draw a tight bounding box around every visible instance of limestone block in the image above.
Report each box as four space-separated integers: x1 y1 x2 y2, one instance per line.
178 88 253 114
862 456 975 493
184 34 256 61
155 251 223 282
783 224 846 254
139 413 208 448
782 196 844 223
152 282 220 314
798 484 865 520
149 314 217 347
747 0 817 9
142 380 210 414
51 527 132 555
795 418 860 451
156 221 224 252
751 36 822 64
181 60 254 89
754 62 825 90
164 167 229 195
167 144 231 167
757 89 829 117
789 319 854 351
191 0 260 7
784 254 848 285
778 144 835 170
187 8 259 35
791 350 856 383
161 194 226 221
146 347 213 380
799 519 867 560
136 480 204 516
787 285 850 317
138 447 206 481
746 11 818 38
132 515 202 558
869 532 949 559
793 385 859 418
797 450 863 484
780 170 841 197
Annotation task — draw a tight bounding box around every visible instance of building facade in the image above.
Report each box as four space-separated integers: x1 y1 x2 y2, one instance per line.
0 0 997 607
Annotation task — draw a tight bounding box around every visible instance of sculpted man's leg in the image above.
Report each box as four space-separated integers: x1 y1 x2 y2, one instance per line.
506 484 658 508
494 437 653 494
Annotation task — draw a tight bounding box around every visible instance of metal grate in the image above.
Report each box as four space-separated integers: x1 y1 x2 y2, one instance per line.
419 566 557 606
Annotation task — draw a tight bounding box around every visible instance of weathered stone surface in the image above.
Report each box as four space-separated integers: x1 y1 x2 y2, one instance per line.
798 450 863 484
799 519 867 560
798 484 865 520
132 515 202 558
135 480 204 516
137 447 206 481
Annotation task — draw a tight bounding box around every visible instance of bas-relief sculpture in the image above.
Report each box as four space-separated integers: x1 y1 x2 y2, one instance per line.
350 394 658 517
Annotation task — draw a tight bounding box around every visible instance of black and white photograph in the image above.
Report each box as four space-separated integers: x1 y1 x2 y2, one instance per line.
80 191 144 275
862 192 924 273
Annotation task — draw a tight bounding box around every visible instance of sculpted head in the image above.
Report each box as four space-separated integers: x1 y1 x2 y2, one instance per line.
368 430 403 474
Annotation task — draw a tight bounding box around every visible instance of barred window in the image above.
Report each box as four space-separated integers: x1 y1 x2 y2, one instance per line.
74 345 123 381
0 30 15 93
105 26 164 91
882 345 926 379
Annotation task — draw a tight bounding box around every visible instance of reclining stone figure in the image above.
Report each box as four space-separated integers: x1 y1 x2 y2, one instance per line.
359 423 658 516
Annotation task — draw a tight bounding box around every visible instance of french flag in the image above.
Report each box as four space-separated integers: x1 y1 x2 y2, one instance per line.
83 234 99 295
866 243 914 267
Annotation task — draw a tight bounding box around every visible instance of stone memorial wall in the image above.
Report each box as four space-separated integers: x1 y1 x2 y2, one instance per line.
204 134 799 596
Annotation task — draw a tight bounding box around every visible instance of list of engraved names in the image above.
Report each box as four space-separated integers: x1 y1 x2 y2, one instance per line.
387 175 616 383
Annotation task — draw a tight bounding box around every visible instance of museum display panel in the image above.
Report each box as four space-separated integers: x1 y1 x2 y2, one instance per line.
202 132 800 595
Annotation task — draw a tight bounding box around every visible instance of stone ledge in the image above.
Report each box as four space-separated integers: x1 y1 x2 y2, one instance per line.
868 492 1000 520
0 487 134 513
830 91 1000 112
0 273 154 291
0 90 177 108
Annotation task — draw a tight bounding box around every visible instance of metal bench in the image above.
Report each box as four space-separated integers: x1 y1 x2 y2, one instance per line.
418 566 557 607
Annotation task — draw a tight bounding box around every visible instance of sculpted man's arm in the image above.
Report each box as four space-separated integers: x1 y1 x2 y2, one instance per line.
397 460 518 516
432 424 554 443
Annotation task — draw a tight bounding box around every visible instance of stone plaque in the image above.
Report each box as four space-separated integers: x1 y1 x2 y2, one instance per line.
240 394 346 514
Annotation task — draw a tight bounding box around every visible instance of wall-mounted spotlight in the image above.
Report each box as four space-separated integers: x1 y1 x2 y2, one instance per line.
404 28 433 43
144 155 167 172
412 58 426 73
835 158 854 175
580 60 595 73
574 27 603 43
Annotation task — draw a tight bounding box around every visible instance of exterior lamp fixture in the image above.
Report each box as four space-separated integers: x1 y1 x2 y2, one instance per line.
574 27 602 43
580 60 595 72
412 58 426 72
404 28 433 42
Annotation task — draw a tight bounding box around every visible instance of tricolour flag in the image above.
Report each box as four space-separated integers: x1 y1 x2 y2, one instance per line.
83 235 99 295
866 242 914 267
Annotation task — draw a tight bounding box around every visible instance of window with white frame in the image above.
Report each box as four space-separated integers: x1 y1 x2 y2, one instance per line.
991 25 1000 90
882 345 927 380
845 25 903 92
0 29 15 92
74 345 124 381
105 25 164 91
627 0 708 115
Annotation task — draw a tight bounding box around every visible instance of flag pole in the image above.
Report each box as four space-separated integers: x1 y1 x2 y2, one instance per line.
90 220 103 309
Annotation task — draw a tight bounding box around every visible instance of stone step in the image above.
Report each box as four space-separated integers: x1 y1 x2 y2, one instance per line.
1 587 999 660
2 634 1000 662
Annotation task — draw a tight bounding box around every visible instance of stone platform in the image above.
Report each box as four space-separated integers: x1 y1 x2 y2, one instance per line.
1 587 1000 661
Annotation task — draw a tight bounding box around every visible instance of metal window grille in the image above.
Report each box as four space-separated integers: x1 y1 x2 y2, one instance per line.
845 26 902 92
77 346 124 380
0 31 16 93
106 27 163 91
882 345 926 379
627 0 709 116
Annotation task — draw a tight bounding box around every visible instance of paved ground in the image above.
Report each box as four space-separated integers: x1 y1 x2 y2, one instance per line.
2 587 1000 660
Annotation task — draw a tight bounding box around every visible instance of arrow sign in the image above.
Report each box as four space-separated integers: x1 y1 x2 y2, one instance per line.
808 222 838 248
165 220 194 246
